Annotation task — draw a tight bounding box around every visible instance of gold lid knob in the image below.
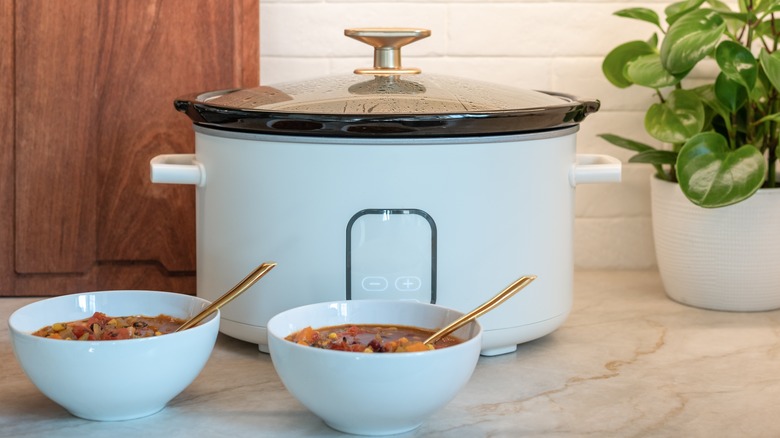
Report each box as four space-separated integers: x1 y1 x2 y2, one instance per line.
345 28 431 75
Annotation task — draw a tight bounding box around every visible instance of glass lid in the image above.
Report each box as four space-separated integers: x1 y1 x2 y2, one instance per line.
175 28 600 138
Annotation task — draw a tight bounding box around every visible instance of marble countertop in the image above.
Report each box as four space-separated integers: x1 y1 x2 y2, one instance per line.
3 270 780 437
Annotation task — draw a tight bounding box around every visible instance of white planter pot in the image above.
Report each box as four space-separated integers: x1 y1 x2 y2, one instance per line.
651 176 780 311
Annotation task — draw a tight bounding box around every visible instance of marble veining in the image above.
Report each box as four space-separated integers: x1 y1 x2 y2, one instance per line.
2 270 780 437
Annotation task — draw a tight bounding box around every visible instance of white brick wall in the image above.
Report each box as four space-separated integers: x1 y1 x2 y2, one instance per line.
258 0 685 269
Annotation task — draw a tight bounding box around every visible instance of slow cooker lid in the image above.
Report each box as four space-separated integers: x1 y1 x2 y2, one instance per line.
175 28 600 138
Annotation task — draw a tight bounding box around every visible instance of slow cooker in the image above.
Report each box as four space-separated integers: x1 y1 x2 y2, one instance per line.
150 28 621 356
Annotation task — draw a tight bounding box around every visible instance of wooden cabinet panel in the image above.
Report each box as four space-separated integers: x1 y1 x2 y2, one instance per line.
0 1 13 292
15 1 101 275
2 0 259 295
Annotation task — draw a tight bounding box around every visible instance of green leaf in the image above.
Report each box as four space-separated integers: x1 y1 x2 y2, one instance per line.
690 83 731 120
749 71 769 109
645 89 706 143
628 149 679 165
756 1 780 15
661 9 726 74
714 72 748 112
705 0 732 9
615 8 662 29
676 132 766 207
598 134 657 152
599 134 673 180
665 0 706 24
626 54 683 88
755 17 780 38
755 112 780 124
602 41 657 88
647 33 659 48
714 11 754 22
715 40 757 90
708 0 748 34
759 49 780 92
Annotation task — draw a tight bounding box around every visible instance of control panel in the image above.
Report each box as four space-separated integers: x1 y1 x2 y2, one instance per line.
346 209 436 303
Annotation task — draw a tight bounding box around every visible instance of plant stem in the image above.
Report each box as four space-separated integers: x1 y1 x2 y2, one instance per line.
766 78 779 188
746 1 755 49
656 88 666 104
768 146 777 188
729 113 738 150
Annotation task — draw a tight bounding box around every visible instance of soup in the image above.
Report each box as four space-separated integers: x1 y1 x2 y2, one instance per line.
286 324 463 353
32 311 186 341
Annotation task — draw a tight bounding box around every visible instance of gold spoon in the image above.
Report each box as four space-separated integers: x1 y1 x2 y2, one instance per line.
424 274 537 346
175 262 277 332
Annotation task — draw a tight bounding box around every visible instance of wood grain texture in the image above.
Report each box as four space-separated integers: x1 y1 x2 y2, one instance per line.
0 0 13 290
15 1 100 275
3 0 259 296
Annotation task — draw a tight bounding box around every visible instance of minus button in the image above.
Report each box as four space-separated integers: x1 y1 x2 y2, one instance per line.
362 276 389 292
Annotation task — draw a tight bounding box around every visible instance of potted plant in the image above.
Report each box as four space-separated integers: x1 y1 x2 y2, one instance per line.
601 0 780 311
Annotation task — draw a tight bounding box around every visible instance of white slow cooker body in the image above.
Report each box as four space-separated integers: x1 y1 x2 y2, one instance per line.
192 126 579 356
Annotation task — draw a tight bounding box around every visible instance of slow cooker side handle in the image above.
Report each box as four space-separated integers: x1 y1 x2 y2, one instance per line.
150 154 205 187
569 154 622 187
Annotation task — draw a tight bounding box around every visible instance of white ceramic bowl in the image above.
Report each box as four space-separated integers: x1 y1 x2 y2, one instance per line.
8 290 219 421
267 300 482 436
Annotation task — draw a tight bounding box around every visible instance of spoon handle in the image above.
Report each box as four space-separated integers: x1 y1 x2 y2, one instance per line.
175 262 277 332
424 275 537 345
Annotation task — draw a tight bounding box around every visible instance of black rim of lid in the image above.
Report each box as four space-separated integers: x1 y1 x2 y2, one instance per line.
174 90 600 138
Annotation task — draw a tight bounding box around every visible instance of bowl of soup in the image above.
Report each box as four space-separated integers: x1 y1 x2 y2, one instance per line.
8 290 219 421
267 299 482 435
